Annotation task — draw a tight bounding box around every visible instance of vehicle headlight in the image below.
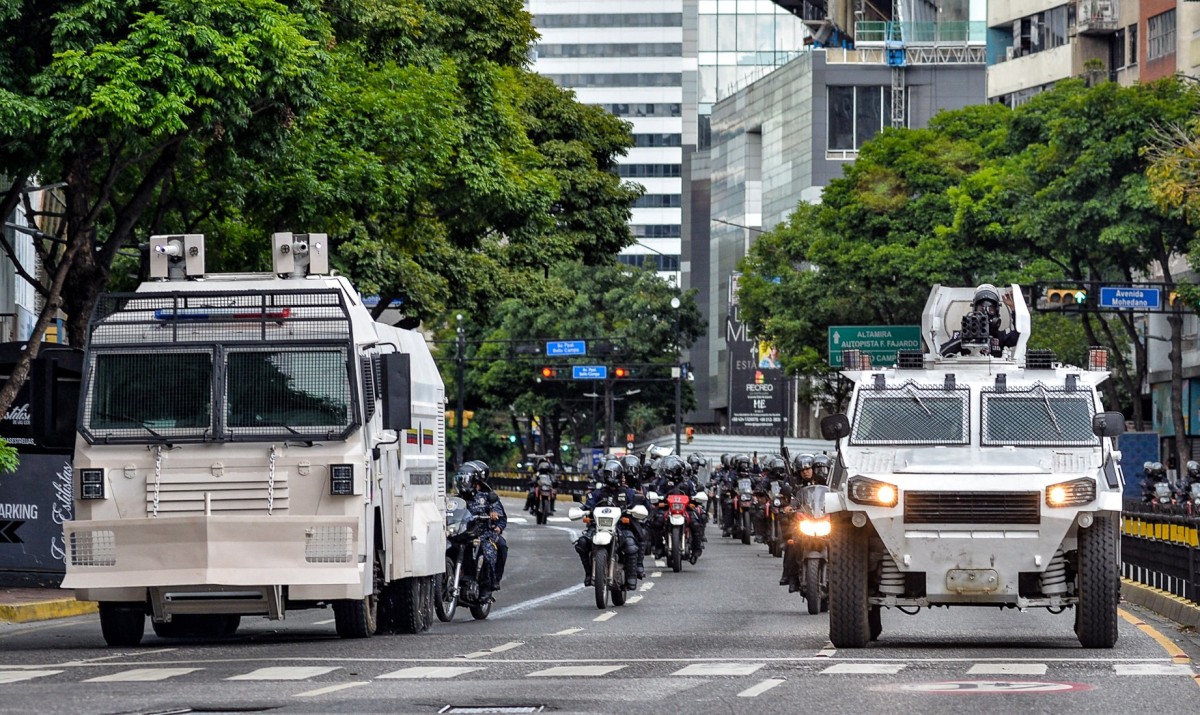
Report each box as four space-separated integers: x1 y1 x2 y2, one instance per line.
799 518 831 537
80 468 105 500
1046 477 1095 507
847 476 898 507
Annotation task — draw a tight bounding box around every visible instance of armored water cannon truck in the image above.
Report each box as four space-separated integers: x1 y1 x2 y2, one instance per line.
820 284 1126 649
60 233 446 646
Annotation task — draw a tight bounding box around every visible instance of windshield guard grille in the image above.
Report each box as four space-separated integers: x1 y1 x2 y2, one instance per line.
981 383 1095 447
850 382 969 446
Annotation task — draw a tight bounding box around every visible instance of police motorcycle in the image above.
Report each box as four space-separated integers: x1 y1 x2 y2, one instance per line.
436 496 496 622
570 489 649 609
532 471 556 525
729 454 755 545
756 456 789 557
647 483 709 573
1178 461 1200 515
791 477 831 615
1141 461 1173 512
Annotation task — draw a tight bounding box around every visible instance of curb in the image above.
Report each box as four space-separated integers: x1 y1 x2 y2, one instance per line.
0 599 98 624
1121 578 1200 629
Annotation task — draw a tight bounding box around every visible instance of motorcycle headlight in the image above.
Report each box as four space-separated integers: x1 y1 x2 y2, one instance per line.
1046 477 1096 507
847 476 898 507
772 498 781 508
799 518 832 537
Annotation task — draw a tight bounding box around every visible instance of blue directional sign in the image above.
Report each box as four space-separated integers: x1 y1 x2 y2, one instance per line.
572 365 607 380
547 340 587 356
1099 287 1160 310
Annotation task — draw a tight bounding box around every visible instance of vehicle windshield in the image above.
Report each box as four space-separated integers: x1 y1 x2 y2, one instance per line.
83 346 354 443
981 386 1094 446
850 384 969 445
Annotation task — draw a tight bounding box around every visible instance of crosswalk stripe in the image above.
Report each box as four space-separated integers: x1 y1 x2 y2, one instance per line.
593 611 617 622
85 668 201 682
651 571 662 577
527 665 626 677
462 641 525 659
294 682 369 697
672 663 765 677
0 671 61 684
377 667 484 679
640 582 654 591
738 678 786 697
1113 663 1195 675
552 627 584 635
821 663 906 674
227 666 339 681
627 595 643 604
967 663 1047 675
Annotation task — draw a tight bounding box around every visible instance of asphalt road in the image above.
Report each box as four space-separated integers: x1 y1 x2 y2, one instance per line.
1 498 1198 715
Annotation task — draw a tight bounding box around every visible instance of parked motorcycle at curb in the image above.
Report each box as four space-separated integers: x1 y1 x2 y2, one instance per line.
436 497 497 622
569 500 649 609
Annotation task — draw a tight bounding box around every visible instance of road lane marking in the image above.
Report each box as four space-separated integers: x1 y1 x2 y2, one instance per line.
651 571 662 577
314 619 335 625
1113 663 1195 675
294 682 369 697
673 663 765 677
627 595 643 604
552 627 584 635
653 560 665 567
816 645 836 658
547 517 571 522
489 584 584 620
527 665 626 677
640 582 654 591
967 663 1047 675
228 666 339 680
377 667 483 679
84 668 201 682
462 641 524 659
738 678 786 697
821 663 905 674
508 517 529 524
0 671 61 684
593 611 617 622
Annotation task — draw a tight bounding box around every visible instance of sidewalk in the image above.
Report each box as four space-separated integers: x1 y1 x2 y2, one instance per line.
0 588 97 624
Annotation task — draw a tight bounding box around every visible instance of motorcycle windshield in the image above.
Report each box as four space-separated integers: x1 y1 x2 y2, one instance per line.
1155 483 1172 498
446 497 472 529
1192 483 1200 497
798 484 829 518
738 478 752 493
771 481 782 496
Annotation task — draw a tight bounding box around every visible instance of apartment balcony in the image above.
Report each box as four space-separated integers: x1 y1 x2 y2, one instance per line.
987 44 1073 100
1075 0 1120 35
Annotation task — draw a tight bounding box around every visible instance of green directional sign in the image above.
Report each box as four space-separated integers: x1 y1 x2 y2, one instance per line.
828 325 922 368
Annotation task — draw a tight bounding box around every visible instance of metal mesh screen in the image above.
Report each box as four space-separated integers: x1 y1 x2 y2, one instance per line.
225 348 353 438
981 384 1096 446
89 289 351 346
68 530 116 567
304 525 354 563
850 382 969 445
83 350 213 441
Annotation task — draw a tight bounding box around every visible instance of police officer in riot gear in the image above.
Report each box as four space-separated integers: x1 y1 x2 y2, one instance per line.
454 460 507 601
575 460 643 589
940 283 1020 357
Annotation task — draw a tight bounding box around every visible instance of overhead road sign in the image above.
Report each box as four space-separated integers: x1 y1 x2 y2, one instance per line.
547 340 587 356
573 365 607 380
828 325 921 368
1099 287 1160 310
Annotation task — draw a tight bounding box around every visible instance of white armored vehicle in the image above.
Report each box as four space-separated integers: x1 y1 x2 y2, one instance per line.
820 284 1125 648
60 233 446 646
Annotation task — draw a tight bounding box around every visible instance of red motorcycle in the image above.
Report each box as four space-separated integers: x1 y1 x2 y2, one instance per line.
532 473 556 525
653 489 707 572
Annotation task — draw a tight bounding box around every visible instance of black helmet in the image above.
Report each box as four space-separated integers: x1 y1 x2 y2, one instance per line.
599 459 623 487
1148 461 1165 477
812 455 832 485
454 461 488 497
686 452 707 474
763 455 787 479
658 454 687 482
536 459 554 474
1189 460 1200 478
792 453 814 474
973 283 1002 330
720 453 732 469
619 455 642 479
732 453 752 473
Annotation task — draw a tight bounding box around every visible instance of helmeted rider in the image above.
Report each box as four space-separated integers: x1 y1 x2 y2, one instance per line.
791 453 815 488
780 454 828 588
620 454 646 492
524 457 558 513
454 460 507 602
811 455 831 486
939 283 1020 358
723 452 754 536
648 454 704 559
575 459 643 590
753 454 787 543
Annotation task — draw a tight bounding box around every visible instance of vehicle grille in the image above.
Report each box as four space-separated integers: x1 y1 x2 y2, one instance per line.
904 491 1040 525
68 529 117 567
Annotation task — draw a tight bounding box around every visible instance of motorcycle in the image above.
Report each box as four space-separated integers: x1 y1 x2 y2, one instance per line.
435 497 496 622
649 489 708 572
766 481 785 557
791 483 830 615
569 498 649 609
532 473 556 525
1152 480 1174 511
734 477 754 545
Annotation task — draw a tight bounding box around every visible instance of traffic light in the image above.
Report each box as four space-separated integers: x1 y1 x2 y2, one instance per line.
613 366 638 378
538 366 567 380
1043 287 1088 307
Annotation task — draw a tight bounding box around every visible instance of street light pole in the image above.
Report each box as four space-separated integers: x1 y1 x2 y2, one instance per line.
454 313 465 468
671 297 682 454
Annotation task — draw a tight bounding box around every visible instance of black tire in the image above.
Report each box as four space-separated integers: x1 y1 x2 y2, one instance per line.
99 602 145 647
828 515 871 648
220 615 241 636
1076 514 1120 648
390 576 433 635
538 496 551 525
469 597 492 620
670 527 683 573
805 559 822 616
151 617 189 639
435 556 458 623
612 577 628 607
334 592 378 639
740 512 751 545
869 606 882 641
593 548 609 609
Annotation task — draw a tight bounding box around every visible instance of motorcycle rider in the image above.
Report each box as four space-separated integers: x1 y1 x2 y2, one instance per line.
575 459 643 589
454 460 507 602
754 455 788 544
620 454 647 492
791 453 815 487
723 453 754 536
524 457 558 514
1141 461 1167 505
649 454 704 559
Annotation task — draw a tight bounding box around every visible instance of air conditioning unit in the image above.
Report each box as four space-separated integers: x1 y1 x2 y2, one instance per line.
1005 46 1017 61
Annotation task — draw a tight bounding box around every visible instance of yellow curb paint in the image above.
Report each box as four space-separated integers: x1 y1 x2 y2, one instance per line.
0 600 98 624
1117 608 1195 690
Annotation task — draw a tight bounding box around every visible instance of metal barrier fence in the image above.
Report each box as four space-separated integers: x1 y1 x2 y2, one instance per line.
490 472 593 501
1121 502 1200 605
